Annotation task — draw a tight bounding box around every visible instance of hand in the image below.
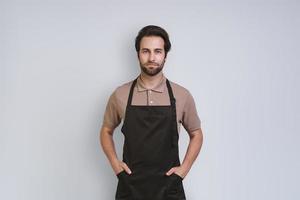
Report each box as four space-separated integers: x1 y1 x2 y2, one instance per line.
112 159 132 175
165 165 188 179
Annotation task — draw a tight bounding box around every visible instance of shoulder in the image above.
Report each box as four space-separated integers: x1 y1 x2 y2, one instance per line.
168 80 192 99
111 80 134 102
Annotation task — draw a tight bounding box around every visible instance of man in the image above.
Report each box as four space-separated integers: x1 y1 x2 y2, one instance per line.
100 25 203 200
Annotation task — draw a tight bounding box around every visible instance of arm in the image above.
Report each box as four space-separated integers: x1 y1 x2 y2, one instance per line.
166 127 203 178
100 125 132 175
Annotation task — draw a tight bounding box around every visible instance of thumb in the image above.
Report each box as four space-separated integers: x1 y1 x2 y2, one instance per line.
165 168 175 176
122 162 132 174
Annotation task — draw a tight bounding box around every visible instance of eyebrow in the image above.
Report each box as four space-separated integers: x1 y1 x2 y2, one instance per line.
140 48 163 51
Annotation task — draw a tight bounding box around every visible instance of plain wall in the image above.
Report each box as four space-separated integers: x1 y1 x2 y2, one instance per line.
1 0 299 199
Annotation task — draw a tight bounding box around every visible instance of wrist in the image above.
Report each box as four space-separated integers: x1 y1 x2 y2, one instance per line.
181 162 191 172
109 157 119 167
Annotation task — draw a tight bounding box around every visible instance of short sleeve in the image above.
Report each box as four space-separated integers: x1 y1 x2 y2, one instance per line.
182 91 201 133
102 91 122 129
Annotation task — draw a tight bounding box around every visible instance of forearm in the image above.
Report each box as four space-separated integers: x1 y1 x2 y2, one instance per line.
181 128 203 172
100 126 119 167
100 126 132 174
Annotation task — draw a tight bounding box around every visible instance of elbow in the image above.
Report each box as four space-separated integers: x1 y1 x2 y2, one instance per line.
189 128 203 143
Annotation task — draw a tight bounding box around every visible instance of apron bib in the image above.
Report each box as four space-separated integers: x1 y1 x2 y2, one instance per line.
115 78 186 200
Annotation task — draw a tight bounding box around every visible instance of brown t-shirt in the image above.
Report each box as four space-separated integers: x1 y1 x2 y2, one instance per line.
102 74 201 133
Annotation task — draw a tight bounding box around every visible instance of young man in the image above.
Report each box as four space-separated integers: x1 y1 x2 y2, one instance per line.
100 25 203 200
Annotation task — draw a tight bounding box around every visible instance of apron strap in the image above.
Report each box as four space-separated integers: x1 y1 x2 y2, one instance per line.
126 78 138 108
166 79 180 148
126 78 175 108
166 79 175 107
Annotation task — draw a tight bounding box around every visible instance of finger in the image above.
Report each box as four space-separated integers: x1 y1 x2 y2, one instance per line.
122 162 132 174
114 161 125 175
115 168 124 175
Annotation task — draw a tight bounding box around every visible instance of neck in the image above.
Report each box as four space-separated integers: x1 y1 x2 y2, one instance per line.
139 72 164 89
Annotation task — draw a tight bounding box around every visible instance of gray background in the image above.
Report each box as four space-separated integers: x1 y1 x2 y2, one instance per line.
1 0 299 199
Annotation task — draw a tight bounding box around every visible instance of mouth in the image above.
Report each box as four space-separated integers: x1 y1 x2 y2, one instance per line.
147 63 158 66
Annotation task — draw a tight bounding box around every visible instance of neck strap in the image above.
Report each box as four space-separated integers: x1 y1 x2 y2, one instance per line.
126 78 176 107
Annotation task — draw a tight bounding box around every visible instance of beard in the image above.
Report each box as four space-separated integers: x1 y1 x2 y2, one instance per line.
140 60 165 76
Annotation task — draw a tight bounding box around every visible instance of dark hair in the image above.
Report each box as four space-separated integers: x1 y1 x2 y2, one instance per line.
135 25 171 57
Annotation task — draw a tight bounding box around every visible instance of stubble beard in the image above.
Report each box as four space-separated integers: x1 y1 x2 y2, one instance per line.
140 60 165 76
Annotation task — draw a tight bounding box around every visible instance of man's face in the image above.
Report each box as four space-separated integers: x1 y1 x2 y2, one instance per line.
138 36 166 76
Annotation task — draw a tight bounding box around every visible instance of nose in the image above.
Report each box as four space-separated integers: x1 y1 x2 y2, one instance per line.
149 52 155 62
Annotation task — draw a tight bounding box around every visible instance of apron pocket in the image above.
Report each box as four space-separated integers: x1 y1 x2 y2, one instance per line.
166 173 186 199
116 170 126 178
173 173 183 181
115 171 132 199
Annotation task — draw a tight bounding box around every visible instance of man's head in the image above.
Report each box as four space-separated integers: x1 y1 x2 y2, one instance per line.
135 25 171 76
135 25 171 57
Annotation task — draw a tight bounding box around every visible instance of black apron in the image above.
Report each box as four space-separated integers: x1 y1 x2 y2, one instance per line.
115 78 186 200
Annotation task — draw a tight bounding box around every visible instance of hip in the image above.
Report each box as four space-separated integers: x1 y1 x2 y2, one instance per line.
115 170 185 200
